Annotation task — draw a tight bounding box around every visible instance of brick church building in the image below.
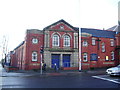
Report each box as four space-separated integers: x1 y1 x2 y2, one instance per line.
9 19 120 70
10 19 79 70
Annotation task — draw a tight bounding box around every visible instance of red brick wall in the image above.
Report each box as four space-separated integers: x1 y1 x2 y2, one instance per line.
115 33 120 64
81 36 116 70
25 33 44 70
50 23 73 31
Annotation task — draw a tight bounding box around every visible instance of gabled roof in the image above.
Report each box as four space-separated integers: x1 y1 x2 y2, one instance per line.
43 19 79 31
81 28 116 38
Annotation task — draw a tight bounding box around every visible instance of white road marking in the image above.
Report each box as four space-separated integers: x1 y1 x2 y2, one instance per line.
92 76 120 84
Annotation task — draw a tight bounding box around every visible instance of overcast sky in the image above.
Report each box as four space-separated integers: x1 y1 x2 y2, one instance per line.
0 0 119 59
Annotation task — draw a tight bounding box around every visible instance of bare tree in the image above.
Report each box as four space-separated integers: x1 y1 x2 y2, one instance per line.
1 35 9 67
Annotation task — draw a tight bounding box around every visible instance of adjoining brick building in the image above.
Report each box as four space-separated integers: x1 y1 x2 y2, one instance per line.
80 28 119 70
9 19 120 70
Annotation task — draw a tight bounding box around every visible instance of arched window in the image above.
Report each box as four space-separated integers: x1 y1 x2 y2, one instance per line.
52 34 59 46
83 53 88 62
110 39 114 46
64 35 70 47
92 38 96 45
111 51 114 60
102 43 105 52
32 52 37 61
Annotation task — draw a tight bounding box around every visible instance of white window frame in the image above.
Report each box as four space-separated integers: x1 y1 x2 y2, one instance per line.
52 34 59 46
110 39 114 46
32 38 38 44
32 52 37 61
83 53 88 62
92 38 96 45
102 43 105 52
111 51 114 60
83 40 88 47
64 35 70 47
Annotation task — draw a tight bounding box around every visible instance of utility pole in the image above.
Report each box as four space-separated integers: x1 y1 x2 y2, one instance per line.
79 28 82 71
40 54 42 74
40 46 44 74
79 0 82 71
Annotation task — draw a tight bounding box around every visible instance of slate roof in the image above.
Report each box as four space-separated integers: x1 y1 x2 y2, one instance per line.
107 25 120 33
106 25 117 31
14 41 25 50
81 28 116 39
43 19 79 31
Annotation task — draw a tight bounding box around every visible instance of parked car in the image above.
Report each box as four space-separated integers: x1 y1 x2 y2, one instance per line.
106 65 120 76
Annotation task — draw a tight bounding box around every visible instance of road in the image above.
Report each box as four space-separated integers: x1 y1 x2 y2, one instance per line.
1 65 120 88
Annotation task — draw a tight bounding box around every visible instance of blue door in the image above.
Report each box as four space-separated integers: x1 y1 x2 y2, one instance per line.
63 54 70 67
51 54 60 68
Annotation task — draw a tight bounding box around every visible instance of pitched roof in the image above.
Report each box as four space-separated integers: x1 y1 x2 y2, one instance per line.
14 41 25 50
107 25 120 33
43 19 79 31
106 25 117 31
81 28 116 38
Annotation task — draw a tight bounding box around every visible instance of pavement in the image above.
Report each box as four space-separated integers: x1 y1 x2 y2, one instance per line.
1 69 80 77
0 64 2 89
0 66 107 77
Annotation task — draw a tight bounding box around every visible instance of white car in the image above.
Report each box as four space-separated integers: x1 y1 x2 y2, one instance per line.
106 65 120 76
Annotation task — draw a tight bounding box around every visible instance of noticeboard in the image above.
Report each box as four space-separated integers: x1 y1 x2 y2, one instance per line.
90 54 98 61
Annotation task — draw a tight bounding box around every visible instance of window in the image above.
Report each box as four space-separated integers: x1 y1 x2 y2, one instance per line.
105 56 109 61
82 40 88 47
32 38 38 44
83 53 88 62
110 39 114 46
52 34 59 46
32 52 37 61
102 43 105 52
75 36 77 48
60 25 64 29
111 51 114 60
64 35 70 47
92 38 96 45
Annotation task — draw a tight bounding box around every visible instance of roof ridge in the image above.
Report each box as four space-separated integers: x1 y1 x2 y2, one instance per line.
43 19 79 31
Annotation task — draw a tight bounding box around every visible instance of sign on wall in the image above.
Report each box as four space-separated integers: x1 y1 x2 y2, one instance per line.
90 54 98 61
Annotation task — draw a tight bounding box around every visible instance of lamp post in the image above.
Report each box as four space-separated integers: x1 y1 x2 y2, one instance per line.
40 46 44 74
